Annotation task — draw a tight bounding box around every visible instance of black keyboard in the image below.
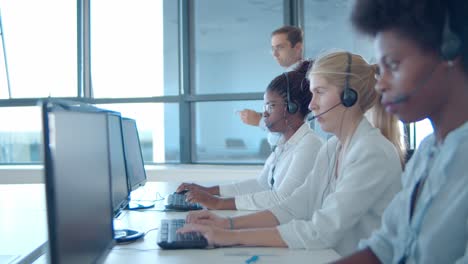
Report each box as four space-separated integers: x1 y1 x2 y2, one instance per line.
165 193 203 211
157 219 208 249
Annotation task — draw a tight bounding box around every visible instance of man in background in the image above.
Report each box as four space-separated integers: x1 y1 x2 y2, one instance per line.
239 26 304 130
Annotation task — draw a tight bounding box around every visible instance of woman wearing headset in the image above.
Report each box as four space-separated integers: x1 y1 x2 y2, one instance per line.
178 51 404 256
177 61 324 211
334 0 468 263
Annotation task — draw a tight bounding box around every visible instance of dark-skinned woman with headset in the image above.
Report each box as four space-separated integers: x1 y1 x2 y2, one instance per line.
334 0 468 263
177 61 324 211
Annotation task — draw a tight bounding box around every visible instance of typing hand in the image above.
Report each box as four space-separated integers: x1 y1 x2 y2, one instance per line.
177 223 236 247
186 210 230 229
185 189 221 209
176 182 209 194
237 109 262 126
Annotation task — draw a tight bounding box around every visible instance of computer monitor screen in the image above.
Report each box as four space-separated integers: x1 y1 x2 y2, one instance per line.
43 106 114 264
121 118 147 191
107 113 130 216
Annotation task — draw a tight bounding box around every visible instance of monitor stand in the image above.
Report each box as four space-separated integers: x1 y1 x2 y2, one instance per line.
114 229 144 243
126 187 156 210
113 209 144 243
127 201 155 210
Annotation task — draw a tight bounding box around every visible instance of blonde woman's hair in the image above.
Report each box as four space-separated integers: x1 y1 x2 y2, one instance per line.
309 51 406 167
366 103 406 167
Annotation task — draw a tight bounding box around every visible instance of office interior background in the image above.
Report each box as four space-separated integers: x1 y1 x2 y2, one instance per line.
0 0 432 166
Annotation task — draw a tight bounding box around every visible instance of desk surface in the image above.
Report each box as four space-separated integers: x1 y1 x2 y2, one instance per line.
3 182 341 264
104 209 340 263
114 182 339 263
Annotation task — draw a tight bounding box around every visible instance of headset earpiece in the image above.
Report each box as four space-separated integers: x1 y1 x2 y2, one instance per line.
440 10 462 61
284 72 298 114
341 53 358 107
341 87 358 107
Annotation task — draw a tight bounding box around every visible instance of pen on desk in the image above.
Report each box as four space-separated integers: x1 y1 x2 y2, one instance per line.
224 252 276 257
245 255 259 264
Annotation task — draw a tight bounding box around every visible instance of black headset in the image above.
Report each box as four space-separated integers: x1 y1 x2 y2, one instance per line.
341 52 358 108
283 72 299 114
440 10 462 61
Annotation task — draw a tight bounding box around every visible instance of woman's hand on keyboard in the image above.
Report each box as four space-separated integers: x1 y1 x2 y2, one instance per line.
177 223 236 247
185 210 230 229
177 182 205 193
185 190 221 209
176 182 218 195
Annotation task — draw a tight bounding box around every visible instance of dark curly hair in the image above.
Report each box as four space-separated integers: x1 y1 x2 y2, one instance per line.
351 0 468 72
266 60 312 118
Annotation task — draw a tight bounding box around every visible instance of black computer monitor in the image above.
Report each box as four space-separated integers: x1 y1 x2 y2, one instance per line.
42 101 114 264
106 112 144 242
121 117 147 191
107 112 130 215
121 117 155 210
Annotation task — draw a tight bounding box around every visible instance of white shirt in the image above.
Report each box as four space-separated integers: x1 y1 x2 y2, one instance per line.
359 121 468 264
219 123 324 210
269 118 402 256
285 60 302 72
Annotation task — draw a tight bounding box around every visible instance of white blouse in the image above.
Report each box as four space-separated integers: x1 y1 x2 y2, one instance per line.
269 118 402 256
219 123 324 210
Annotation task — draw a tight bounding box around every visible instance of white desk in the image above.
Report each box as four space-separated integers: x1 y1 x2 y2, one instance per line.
2 182 341 264
0 184 48 264
103 182 340 263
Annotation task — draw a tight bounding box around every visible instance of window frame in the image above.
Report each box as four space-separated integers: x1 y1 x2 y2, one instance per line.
0 0 421 165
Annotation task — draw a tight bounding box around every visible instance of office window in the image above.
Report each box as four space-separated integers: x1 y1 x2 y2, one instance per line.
303 0 374 61
411 118 433 149
0 0 77 98
192 0 284 94
0 107 42 164
91 0 178 98
0 16 8 99
193 101 269 163
97 103 180 163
